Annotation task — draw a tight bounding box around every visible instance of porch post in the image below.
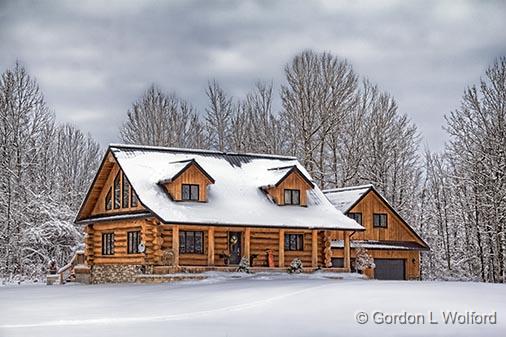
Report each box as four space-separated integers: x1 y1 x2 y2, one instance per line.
344 231 351 271
244 228 251 261
172 225 179 267
311 229 318 268
278 229 285 268
208 226 215 266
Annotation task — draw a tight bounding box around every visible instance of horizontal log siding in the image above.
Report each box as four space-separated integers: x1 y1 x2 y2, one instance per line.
213 229 229 266
250 229 279 267
160 225 173 250
86 219 157 265
87 221 330 270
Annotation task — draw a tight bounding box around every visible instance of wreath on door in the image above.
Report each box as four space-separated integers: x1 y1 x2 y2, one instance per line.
230 234 238 245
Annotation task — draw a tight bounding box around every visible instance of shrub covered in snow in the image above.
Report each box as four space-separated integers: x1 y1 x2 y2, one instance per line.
354 247 375 272
237 256 251 273
287 258 303 273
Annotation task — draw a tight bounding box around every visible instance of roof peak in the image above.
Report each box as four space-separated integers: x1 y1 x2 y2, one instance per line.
109 143 297 161
322 184 374 194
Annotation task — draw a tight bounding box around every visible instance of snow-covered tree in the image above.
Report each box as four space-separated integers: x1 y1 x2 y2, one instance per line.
0 62 100 280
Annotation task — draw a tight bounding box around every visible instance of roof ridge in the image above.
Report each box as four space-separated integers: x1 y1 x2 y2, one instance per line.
322 184 374 193
267 165 296 171
109 143 297 161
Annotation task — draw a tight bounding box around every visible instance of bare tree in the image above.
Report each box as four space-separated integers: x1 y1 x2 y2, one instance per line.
120 84 202 148
280 50 358 186
205 80 233 151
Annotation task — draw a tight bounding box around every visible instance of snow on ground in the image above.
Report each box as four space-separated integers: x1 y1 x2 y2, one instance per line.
0 273 505 337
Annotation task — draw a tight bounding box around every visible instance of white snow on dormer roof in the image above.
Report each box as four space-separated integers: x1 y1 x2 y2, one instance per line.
322 184 373 213
108 144 363 231
157 160 194 184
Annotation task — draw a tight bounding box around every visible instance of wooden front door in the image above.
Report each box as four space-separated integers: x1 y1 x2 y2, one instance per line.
228 232 242 265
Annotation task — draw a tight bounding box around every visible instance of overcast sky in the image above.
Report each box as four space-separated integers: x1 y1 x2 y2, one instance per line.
1 0 505 151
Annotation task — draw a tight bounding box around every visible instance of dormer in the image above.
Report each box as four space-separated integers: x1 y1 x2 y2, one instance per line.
261 165 314 207
158 159 215 202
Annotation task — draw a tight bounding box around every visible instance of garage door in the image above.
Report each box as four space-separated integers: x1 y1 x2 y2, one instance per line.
374 259 405 280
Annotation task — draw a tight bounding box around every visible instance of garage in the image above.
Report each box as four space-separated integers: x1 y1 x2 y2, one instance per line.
374 259 405 280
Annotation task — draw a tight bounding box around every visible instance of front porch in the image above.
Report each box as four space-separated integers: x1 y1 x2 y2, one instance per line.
76 219 355 284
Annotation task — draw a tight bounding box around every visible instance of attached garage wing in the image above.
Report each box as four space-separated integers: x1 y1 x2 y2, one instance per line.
374 259 406 280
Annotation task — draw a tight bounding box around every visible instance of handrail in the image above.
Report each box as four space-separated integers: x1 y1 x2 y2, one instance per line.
57 251 85 284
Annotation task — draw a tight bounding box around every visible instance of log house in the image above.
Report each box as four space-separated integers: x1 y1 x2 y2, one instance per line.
75 144 364 283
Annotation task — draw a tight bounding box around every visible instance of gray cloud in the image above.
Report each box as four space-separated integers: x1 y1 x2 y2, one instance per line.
1 0 505 150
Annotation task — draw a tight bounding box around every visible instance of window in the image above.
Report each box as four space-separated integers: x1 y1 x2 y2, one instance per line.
284 189 300 205
127 231 140 254
179 231 204 254
182 184 199 201
122 173 130 208
373 213 388 228
113 172 121 209
102 233 114 255
105 188 112 211
284 233 304 251
348 212 362 225
131 190 138 207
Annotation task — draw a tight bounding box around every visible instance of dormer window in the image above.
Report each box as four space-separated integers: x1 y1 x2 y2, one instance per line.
284 189 300 205
159 159 215 202
182 184 199 201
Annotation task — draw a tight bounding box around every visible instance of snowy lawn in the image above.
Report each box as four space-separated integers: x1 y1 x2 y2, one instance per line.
0 272 505 337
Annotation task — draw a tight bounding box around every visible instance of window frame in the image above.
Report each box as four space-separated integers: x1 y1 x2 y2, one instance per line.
102 232 115 255
127 231 141 254
347 212 363 226
113 172 121 209
373 213 388 228
131 190 138 207
283 189 301 205
284 233 304 251
105 187 112 211
181 184 200 201
122 173 130 208
179 230 204 254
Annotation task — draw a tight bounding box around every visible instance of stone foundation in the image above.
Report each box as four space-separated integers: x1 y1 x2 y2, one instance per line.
91 264 153 284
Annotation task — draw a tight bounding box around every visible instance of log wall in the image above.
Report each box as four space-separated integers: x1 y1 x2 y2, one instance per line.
86 220 331 270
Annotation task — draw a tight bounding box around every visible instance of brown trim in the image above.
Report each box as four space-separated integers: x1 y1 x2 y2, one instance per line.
74 150 114 222
75 211 152 225
155 220 364 231
332 240 429 251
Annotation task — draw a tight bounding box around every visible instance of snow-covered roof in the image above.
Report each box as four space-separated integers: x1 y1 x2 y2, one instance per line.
331 240 427 251
322 185 373 212
260 165 314 189
107 144 363 230
158 159 215 184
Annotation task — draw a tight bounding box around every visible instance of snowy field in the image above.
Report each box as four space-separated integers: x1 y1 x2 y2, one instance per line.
0 273 505 337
